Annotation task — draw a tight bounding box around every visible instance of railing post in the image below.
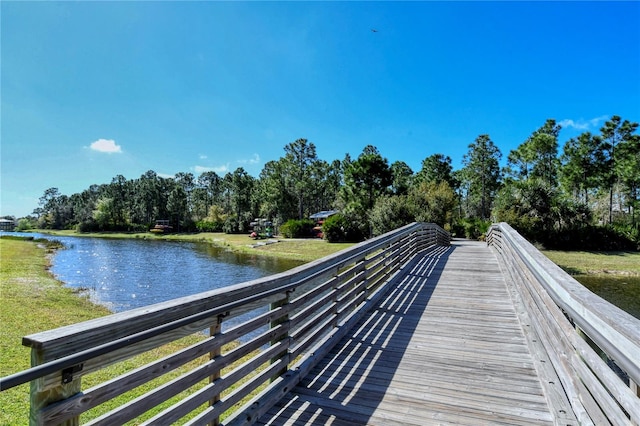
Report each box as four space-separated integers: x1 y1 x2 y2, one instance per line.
416 225 425 252
270 290 291 380
632 380 640 426
384 238 398 280
362 257 370 300
29 347 80 426
208 315 224 426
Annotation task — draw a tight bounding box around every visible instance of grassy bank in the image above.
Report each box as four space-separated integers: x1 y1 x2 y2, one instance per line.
542 250 640 276
0 238 113 424
0 237 283 424
543 250 640 319
31 229 355 263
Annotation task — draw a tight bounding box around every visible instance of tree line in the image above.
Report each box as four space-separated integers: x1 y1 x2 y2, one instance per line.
17 115 639 249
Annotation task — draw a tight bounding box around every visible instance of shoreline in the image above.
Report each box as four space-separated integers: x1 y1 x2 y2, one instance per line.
0 237 237 423
22 229 355 263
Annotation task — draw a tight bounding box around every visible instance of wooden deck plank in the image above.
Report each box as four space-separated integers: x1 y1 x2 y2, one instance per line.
257 240 554 425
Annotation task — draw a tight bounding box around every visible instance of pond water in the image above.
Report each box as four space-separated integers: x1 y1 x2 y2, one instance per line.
573 275 640 320
3 233 302 314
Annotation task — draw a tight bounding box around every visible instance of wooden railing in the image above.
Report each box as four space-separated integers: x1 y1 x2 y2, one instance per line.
1 223 450 425
487 222 640 425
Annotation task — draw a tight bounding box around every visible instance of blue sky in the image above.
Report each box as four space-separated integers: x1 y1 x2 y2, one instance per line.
2 1 639 218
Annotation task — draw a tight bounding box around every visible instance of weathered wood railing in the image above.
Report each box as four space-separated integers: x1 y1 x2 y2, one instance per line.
487 222 640 425
0 222 449 425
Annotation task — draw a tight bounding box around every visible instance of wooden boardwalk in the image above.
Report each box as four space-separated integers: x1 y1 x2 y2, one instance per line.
257 240 554 425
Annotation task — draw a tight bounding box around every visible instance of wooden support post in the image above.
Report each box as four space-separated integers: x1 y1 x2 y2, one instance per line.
30 348 81 426
270 291 291 381
208 315 223 426
384 241 392 276
362 258 370 300
631 379 640 426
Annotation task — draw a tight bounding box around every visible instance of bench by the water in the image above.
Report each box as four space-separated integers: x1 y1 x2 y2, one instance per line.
1 223 638 425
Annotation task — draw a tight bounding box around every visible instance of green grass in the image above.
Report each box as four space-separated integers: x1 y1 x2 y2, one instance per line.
542 250 640 276
543 250 640 319
1 238 114 424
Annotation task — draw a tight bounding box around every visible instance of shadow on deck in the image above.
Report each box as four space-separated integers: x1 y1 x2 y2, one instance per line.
258 240 555 425
258 245 452 424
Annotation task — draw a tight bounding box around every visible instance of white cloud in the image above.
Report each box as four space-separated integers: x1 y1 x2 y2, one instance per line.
194 164 229 174
192 155 259 176
199 154 208 160
559 115 609 131
89 138 122 153
237 153 260 165
589 115 610 126
558 119 586 130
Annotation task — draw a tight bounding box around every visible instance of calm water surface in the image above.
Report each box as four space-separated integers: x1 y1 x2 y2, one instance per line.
6 233 301 314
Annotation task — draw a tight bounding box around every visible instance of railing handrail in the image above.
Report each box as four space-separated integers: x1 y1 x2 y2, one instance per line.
1 273 310 391
0 222 418 389
21 222 431 352
489 222 640 384
1 222 450 426
487 222 640 424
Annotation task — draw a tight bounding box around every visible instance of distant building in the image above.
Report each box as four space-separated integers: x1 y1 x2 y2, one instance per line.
309 210 339 238
309 210 339 221
0 219 16 231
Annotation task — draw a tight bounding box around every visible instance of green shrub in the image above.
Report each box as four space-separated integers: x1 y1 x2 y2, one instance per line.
129 223 150 233
449 221 465 238
179 219 197 233
76 220 99 232
223 216 241 234
369 195 414 236
409 181 456 228
15 218 36 231
453 218 491 240
537 225 637 251
280 219 315 238
614 223 640 250
322 214 365 243
196 220 224 233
